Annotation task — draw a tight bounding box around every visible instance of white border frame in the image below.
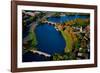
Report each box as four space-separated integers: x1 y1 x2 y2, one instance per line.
17 5 95 68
